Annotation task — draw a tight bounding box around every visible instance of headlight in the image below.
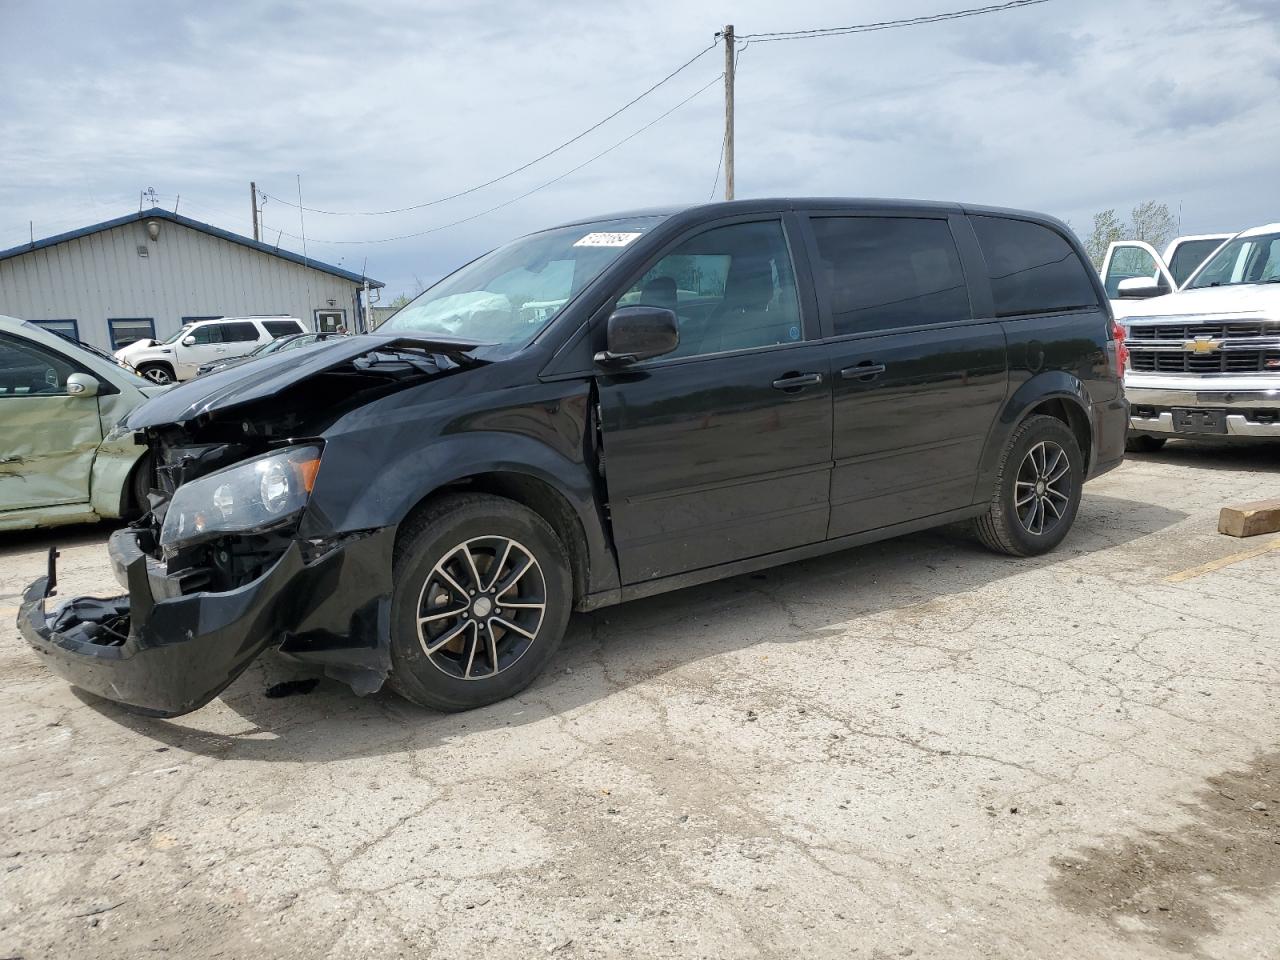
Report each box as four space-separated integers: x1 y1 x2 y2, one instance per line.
159 444 322 556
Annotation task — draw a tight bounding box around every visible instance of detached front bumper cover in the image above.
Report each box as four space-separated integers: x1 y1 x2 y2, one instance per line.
17 532 308 717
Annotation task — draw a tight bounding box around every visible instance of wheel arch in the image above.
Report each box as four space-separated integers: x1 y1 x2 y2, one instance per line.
978 372 1094 495
396 470 593 607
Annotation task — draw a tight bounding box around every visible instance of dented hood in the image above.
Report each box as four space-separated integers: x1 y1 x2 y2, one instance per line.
125 333 487 428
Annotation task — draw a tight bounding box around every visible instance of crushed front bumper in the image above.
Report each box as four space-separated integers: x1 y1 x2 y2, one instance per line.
17 526 394 717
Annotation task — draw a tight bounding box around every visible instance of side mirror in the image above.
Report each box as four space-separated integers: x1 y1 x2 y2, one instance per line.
1117 277 1167 299
594 306 679 366
181 335 196 346
65 373 100 398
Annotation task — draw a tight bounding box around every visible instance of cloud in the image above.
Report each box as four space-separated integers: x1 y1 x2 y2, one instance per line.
1 0 1277 296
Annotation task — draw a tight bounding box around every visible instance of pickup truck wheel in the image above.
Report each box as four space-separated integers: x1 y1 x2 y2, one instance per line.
1125 434 1167 453
388 493 572 712
136 363 175 385
974 415 1083 557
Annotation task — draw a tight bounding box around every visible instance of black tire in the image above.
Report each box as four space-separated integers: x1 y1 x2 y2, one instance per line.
123 453 153 520
136 362 175 385
1125 433 1167 453
387 493 572 712
973 415 1083 557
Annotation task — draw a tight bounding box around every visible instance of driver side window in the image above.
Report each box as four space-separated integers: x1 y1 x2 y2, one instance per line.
620 220 802 359
188 324 221 345
0 336 77 397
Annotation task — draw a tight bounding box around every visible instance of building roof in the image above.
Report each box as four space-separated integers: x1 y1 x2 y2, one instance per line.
0 207 383 287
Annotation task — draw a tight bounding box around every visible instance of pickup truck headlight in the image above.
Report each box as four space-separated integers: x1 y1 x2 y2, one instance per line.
159 444 322 556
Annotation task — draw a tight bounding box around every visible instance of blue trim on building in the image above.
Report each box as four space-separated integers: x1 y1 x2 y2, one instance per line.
108 317 156 349
31 318 80 342
0 208 383 288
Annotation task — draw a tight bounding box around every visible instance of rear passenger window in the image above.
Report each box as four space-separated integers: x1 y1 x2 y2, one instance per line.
263 321 303 337
810 217 970 335
222 322 260 342
971 216 1099 317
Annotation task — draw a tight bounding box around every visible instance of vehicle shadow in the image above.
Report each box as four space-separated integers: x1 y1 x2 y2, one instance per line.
75 492 1188 760
1127 438 1280 474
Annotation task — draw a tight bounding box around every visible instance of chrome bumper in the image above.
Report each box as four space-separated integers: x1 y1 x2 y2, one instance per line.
1126 379 1280 437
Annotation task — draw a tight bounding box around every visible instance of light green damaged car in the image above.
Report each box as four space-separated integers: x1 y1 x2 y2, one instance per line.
1 315 165 531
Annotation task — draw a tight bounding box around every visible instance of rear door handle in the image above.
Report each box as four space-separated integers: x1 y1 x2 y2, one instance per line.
840 362 886 380
772 372 823 391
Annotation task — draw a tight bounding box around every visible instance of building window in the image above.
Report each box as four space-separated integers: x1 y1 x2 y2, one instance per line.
31 319 80 342
108 318 156 350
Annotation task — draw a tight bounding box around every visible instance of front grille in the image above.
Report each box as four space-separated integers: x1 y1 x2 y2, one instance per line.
1127 320 1274 340
1125 315 1280 375
1128 348 1280 374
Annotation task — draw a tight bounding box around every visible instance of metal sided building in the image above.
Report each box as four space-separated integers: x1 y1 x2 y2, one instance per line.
0 207 383 351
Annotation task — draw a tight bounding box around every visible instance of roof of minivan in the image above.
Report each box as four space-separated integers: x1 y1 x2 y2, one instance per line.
552 197 1070 231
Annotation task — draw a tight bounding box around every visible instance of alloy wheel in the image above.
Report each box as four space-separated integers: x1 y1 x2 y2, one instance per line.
415 536 547 680
143 367 173 385
1015 440 1071 536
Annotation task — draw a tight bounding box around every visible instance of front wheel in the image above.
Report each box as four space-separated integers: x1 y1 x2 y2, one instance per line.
136 363 175 385
388 494 572 712
973 415 1083 557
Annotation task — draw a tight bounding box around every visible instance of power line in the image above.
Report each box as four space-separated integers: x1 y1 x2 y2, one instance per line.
270 73 724 246
263 39 719 217
740 0 1051 42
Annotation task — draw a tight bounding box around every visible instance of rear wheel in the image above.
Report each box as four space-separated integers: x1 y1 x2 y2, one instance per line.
136 363 174 385
1125 433 1167 453
388 494 572 712
974 415 1083 557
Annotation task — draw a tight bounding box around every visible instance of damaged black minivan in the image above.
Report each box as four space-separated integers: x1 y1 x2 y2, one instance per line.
19 198 1127 716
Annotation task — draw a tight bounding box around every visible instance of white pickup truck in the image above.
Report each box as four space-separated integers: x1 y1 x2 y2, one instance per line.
1101 224 1280 451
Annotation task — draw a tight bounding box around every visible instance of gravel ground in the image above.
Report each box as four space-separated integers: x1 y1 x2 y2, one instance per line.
2 440 1278 960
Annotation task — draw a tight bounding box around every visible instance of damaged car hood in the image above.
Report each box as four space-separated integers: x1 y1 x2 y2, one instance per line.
125 333 489 428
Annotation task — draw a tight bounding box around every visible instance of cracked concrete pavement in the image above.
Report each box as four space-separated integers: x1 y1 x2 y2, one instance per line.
1 439 1278 959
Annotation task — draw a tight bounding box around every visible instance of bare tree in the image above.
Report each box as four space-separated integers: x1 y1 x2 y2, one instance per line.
1129 201 1178 251
1086 209 1126 269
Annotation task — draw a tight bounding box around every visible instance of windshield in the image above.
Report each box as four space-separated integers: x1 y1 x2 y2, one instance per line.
382 216 665 350
1189 232 1280 288
161 325 192 345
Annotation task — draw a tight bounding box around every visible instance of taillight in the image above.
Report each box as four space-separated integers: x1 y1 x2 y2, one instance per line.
1110 319 1129 373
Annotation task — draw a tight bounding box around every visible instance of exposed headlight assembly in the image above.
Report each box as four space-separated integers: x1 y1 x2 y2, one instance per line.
159 444 322 556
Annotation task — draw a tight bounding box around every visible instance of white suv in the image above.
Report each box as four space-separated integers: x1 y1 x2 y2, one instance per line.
115 317 306 384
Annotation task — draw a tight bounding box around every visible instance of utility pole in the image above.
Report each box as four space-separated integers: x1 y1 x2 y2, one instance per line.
249 181 260 241
723 23 735 201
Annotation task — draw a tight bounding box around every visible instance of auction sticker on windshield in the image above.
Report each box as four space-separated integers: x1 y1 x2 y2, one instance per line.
573 232 643 247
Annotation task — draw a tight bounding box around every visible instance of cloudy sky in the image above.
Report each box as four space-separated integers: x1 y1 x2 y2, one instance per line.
1 0 1276 297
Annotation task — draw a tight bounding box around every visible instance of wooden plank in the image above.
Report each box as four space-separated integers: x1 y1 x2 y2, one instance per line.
1218 499 1280 538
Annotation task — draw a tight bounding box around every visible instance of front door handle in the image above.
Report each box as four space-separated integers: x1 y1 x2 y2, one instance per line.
772 372 823 391
840 362 886 381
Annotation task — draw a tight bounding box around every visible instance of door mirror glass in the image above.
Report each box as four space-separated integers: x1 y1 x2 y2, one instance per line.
65 373 100 398
181 335 196 346
596 306 679 365
1116 277 1166 299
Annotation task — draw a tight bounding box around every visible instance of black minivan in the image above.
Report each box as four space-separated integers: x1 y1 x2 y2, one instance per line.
19 198 1127 716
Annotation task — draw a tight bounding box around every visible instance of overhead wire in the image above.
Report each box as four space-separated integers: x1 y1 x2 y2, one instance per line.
261 39 720 217
739 0 1050 42
270 73 724 246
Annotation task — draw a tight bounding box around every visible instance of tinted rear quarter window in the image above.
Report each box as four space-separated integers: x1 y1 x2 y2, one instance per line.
263 320 304 337
810 216 970 335
222 322 260 342
970 216 1098 317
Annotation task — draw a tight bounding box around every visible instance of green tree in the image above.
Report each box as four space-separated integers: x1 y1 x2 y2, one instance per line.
1086 209 1125 269
1129 201 1178 252
388 293 413 310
